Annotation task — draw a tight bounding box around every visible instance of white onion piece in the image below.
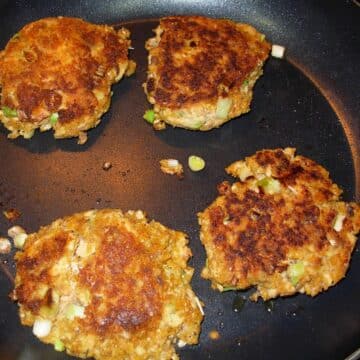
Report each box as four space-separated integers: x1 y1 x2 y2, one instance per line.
177 340 187 348
167 159 179 167
7 225 26 239
271 44 286 59
0 238 11 254
333 214 345 232
33 319 52 338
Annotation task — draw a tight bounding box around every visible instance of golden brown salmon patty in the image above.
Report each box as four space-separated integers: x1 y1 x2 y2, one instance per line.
0 17 135 144
198 148 360 301
13 209 203 359
143 15 271 131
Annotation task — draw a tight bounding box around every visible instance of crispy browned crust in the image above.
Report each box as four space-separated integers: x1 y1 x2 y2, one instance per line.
16 227 162 334
0 17 134 143
145 16 270 109
14 209 203 359
78 225 162 335
199 148 360 300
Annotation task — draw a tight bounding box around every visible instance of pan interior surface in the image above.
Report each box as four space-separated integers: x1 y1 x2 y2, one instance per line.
0 2 359 360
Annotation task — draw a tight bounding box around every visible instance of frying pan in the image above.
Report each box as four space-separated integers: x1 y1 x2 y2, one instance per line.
0 1 359 359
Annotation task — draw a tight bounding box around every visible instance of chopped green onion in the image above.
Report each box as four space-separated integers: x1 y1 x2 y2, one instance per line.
49 112 59 125
271 44 286 59
54 339 65 352
221 286 238 292
14 233 28 249
260 34 265 42
65 304 85 320
166 159 179 167
333 213 345 232
242 79 249 87
189 121 203 130
2 106 18 118
287 261 305 286
237 163 252 182
0 237 11 254
32 319 52 338
143 109 155 124
257 177 281 195
7 225 26 238
188 155 205 172
215 98 232 119
177 340 187 348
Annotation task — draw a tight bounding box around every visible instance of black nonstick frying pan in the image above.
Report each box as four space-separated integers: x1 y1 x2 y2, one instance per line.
0 1 359 359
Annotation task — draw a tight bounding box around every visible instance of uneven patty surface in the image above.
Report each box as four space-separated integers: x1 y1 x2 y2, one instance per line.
13 209 203 359
198 148 360 301
144 15 271 131
0 17 135 144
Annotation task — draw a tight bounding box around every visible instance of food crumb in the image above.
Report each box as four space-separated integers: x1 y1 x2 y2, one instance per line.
7 225 26 239
77 132 88 145
125 60 136 77
3 208 21 221
271 44 285 58
209 330 220 340
0 237 11 254
102 162 112 171
153 119 166 130
159 159 184 179
8 226 28 249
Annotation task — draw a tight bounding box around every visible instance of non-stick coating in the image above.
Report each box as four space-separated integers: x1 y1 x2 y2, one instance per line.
0 1 359 360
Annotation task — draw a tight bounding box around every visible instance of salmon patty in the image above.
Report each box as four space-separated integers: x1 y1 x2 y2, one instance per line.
0 17 135 144
198 148 360 300
144 15 270 130
13 209 203 359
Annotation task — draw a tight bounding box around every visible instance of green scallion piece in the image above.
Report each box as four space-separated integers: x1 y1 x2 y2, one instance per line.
143 109 155 124
188 155 206 172
54 339 65 352
49 112 59 125
288 261 305 286
222 286 238 292
2 106 18 118
257 177 281 195
65 304 85 320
